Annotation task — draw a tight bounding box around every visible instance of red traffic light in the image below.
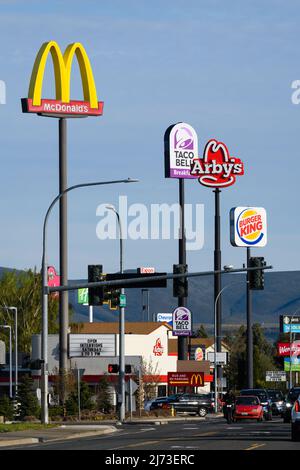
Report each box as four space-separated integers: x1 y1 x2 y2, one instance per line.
108 364 119 373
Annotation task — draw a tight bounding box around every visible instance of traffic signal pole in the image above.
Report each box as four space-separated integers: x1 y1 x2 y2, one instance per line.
246 247 253 388
178 179 188 360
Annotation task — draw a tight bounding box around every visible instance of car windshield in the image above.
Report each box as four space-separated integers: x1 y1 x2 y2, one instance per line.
241 390 268 401
267 391 283 400
287 389 300 401
236 397 259 406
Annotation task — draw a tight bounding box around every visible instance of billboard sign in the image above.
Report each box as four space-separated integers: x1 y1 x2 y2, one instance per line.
277 342 300 357
207 352 228 365
68 334 116 358
22 41 103 116
164 122 199 179
280 315 300 333
156 313 173 325
167 372 205 387
266 371 287 382
284 357 300 372
230 207 267 247
78 288 89 305
190 139 244 187
172 307 192 336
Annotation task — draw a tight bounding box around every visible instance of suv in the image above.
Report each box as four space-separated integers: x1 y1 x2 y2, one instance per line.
291 394 300 441
240 389 272 421
172 393 213 417
282 387 300 423
149 394 182 411
266 389 285 416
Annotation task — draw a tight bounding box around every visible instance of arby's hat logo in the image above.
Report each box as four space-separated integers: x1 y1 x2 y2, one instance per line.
190 139 244 188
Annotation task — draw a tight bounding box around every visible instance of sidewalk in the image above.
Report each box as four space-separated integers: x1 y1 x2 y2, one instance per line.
0 424 118 448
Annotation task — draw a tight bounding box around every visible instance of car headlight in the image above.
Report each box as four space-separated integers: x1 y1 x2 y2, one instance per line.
286 403 292 408
277 401 283 405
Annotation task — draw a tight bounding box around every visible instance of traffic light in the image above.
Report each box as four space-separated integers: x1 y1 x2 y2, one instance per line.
108 287 120 310
108 364 119 373
173 264 188 297
88 265 104 305
249 257 265 290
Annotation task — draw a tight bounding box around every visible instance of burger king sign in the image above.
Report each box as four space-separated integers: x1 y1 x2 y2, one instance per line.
230 207 267 247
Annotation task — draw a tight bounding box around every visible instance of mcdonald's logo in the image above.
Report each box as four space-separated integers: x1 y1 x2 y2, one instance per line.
21 41 103 116
190 372 204 387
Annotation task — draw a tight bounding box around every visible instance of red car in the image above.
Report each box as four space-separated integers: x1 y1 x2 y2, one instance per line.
234 395 264 422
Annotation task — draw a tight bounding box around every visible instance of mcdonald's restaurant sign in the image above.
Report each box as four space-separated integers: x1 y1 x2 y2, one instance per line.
168 372 205 387
21 41 103 117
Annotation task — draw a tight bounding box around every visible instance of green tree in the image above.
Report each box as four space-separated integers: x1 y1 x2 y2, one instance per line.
96 376 113 413
65 380 94 416
195 324 209 338
0 394 15 421
18 374 40 419
0 269 73 353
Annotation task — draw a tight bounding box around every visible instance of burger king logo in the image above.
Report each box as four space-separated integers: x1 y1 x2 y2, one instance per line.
230 207 267 247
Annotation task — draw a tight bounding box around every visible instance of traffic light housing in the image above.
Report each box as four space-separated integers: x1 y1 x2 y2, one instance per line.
173 264 188 297
108 287 120 310
88 265 104 306
249 257 265 290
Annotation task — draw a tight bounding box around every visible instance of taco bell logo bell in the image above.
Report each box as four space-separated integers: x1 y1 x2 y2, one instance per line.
230 207 267 247
164 122 199 179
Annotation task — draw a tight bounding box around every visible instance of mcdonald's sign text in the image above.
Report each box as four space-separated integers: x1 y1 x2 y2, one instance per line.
168 372 205 387
22 41 103 117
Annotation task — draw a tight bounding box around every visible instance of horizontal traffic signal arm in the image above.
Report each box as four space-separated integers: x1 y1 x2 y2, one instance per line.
47 265 273 294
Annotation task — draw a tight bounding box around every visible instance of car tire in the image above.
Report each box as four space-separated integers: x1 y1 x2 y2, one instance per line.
198 407 207 417
291 424 300 442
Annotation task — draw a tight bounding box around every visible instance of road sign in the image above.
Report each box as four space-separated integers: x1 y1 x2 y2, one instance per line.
172 307 192 336
78 288 89 305
266 371 287 382
207 352 228 365
167 372 205 387
125 379 138 394
119 294 126 308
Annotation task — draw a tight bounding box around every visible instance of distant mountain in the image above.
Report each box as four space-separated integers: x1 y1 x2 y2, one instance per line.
68 271 300 328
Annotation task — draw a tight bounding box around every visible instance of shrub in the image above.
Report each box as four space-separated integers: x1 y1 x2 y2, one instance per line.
0 395 14 421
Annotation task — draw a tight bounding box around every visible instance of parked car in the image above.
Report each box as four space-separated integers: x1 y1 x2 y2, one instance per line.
282 387 300 423
240 389 272 421
172 393 214 417
233 395 264 422
149 394 182 411
291 394 300 441
266 389 285 416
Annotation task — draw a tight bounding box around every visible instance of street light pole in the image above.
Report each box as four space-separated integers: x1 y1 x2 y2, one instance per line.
0 325 12 398
41 178 138 424
106 205 125 422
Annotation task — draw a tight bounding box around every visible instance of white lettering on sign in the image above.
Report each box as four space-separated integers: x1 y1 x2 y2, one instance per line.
140 267 155 274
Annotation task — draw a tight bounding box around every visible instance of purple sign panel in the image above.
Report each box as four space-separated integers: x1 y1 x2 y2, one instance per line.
172 306 192 336
164 122 199 179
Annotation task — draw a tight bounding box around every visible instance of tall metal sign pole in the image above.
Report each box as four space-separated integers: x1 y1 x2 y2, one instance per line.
178 179 187 359
164 122 199 361
22 40 104 410
59 118 69 386
230 206 267 389
246 247 253 388
191 139 244 400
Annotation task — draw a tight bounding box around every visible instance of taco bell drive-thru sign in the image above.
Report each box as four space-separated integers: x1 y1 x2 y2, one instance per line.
164 122 199 179
172 307 192 336
230 207 267 247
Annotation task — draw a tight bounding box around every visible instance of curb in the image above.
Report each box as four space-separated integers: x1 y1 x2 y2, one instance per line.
0 438 40 447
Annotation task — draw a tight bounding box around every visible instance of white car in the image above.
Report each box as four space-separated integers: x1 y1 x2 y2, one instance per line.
291 395 300 441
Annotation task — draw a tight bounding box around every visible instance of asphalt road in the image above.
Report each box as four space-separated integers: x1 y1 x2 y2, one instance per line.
4 417 299 451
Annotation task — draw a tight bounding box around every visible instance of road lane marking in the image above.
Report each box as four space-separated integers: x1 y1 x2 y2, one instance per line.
110 440 159 450
245 443 266 451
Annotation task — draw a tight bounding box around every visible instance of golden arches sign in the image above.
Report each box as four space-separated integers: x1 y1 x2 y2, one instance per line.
22 41 103 116
190 373 204 387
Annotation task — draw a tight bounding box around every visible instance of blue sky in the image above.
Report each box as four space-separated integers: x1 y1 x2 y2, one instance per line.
0 0 299 278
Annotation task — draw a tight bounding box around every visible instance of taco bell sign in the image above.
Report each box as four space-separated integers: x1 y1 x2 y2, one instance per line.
172 306 192 336
164 122 199 179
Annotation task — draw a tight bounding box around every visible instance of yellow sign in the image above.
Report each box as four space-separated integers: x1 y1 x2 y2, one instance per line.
22 41 103 116
190 373 204 387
